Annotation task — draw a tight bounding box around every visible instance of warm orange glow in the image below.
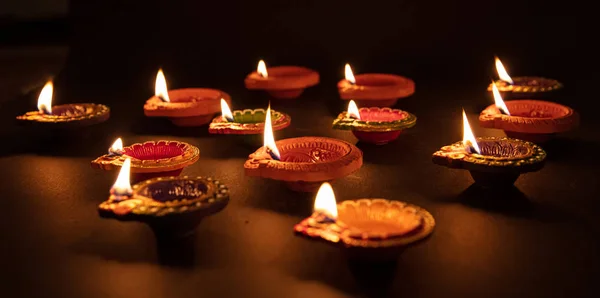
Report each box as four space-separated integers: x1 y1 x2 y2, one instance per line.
347 100 361 119
257 60 268 78
37 81 53 114
109 138 124 155
462 109 481 154
263 104 281 159
344 63 356 84
313 182 338 219
155 69 170 102
491 82 511 115
111 158 132 196
494 56 513 84
220 98 234 121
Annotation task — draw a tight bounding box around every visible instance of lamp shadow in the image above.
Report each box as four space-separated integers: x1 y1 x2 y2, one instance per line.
346 259 399 298
246 180 314 217
355 133 420 165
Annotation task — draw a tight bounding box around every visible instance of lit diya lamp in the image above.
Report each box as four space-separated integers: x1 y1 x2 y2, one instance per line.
16 80 110 127
244 59 320 99
208 99 292 147
337 63 415 107
479 83 579 143
98 158 229 238
433 110 546 188
91 138 200 183
143 69 232 126
332 100 417 145
244 106 363 192
294 183 435 260
487 57 563 99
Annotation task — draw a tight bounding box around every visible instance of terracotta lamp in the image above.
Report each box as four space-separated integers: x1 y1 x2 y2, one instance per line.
99 158 229 238
244 106 363 192
16 81 110 128
144 69 232 126
433 110 546 188
294 183 435 260
208 99 292 147
332 100 417 145
337 63 415 107
488 57 562 99
479 83 579 143
244 60 319 99
91 138 200 184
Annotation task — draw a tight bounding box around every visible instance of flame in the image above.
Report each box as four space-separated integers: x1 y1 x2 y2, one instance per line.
263 104 281 159
313 182 338 219
109 137 124 154
155 69 170 102
37 81 53 114
491 82 511 115
111 158 132 196
462 109 481 154
494 56 513 84
344 63 356 84
347 100 361 119
220 98 234 121
257 60 268 78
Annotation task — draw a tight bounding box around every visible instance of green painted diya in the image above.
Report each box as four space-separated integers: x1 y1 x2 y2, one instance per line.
432 136 546 187
332 107 416 145
208 108 291 147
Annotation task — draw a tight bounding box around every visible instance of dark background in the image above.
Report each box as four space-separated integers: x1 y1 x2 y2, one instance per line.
2 1 596 298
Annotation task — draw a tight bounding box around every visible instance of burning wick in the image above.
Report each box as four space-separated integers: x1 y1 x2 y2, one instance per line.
311 182 338 224
494 56 514 85
263 103 281 161
220 98 234 122
347 100 361 120
462 109 481 154
344 63 356 85
155 68 170 102
257 60 268 78
108 138 124 156
110 158 133 201
491 81 511 116
37 81 54 115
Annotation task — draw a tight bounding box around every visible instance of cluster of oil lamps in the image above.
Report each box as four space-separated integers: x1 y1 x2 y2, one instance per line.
15 57 578 259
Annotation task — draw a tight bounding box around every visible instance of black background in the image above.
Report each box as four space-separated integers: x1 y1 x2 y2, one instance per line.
2 1 597 298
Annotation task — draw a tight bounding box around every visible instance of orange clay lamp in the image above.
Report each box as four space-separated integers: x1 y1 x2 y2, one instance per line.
244 60 319 99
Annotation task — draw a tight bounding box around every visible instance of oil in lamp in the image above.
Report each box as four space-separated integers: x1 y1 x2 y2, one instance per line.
16 80 110 127
337 63 415 107
294 182 435 260
332 100 417 145
98 158 229 238
433 110 546 188
208 99 292 147
244 106 363 192
143 69 232 126
91 137 200 183
487 57 563 99
244 59 320 99
479 82 579 143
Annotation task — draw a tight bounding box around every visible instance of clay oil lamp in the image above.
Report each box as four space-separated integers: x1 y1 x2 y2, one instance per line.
91 137 200 183
16 80 110 128
479 83 579 143
244 59 319 99
432 110 546 188
487 57 563 100
98 158 229 238
337 63 415 107
208 99 292 147
294 183 435 260
332 100 417 145
143 69 232 126
244 106 363 192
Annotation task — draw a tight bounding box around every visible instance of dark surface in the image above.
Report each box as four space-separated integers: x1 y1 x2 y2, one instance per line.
2 1 598 297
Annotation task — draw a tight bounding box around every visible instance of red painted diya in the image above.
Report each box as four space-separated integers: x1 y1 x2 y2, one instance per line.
489 57 562 99
337 64 415 107
91 139 200 183
16 81 110 127
244 60 319 99
332 101 417 145
143 69 232 126
244 137 363 192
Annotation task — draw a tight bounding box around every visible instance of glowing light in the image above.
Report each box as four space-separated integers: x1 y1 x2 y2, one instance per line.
462 109 481 154
313 182 338 219
257 60 268 78
155 69 170 102
494 56 513 84
344 63 356 84
263 104 281 160
220 98 234 122
37 81 53 114
491 82 511 115
111 158 132 197
347 100 361 119
109 138 124 155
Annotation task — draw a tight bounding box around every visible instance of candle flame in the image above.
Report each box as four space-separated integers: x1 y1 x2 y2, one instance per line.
155 68 170 102
344 63 356 84
37 81 53 114
111 158 132 196
220 98 234 121
494 56 513 84
347 100 361 119
491 82 511 115
263 104 281 159
313 182 338 219
110 138 123 152
257 60 268 78
462 109 481 154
